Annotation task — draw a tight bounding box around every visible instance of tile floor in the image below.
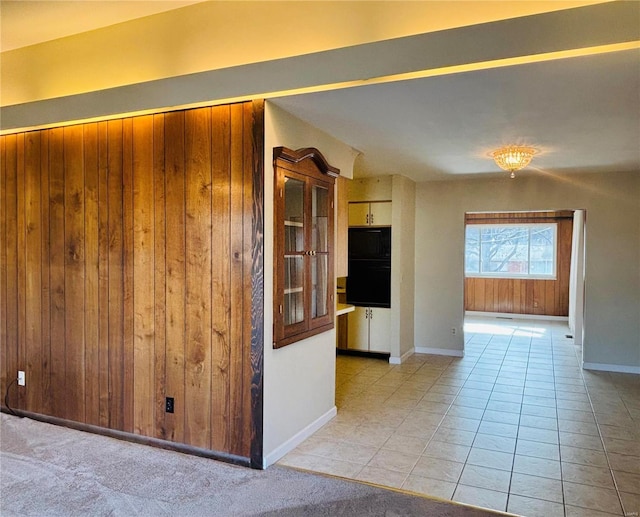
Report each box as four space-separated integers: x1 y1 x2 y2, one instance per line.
279 316 640 517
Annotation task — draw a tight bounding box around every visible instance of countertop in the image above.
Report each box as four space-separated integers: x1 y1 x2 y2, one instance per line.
336 303 355 316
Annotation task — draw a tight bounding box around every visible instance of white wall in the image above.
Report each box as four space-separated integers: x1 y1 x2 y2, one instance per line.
263 102 358 466
414 171 640 371
391 175 416 361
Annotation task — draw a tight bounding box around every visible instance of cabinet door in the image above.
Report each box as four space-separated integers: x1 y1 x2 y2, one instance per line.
281 173 308 339
368 307 391 353
336 314 349 350
348 202 370 226
347 306 370 351
369 201 392 226
309 181 333 330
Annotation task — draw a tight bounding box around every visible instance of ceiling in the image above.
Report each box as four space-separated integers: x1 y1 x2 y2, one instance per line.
0 1 206 51
271 48 640 181
2 1 639 182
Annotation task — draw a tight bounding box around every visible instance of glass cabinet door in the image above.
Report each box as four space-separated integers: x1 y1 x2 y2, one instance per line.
311 184 329 320
284 177 305 326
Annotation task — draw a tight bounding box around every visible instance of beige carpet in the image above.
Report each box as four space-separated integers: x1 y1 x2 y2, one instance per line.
0 413 504 516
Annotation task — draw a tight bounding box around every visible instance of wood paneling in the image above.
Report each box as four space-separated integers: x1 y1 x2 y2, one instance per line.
210 105 231 452
247 100 265 469
3 135 18 413
106 119 125 431
163 111 186 443
25 131 43 413
0 101 264 465
464 212 573 317
49 129 66 418
153 114 167 441
184 108 213 449
84 123 100 427
96 122 109 428
132 115 155 438
40 130 52 416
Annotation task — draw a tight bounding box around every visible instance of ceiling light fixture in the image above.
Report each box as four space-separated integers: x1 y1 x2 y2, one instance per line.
491 145 536 178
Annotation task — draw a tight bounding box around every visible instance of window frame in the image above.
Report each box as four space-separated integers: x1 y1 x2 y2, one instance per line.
465 222 558 280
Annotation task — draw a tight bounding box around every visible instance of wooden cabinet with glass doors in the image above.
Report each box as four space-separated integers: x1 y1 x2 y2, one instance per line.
273 147 339 348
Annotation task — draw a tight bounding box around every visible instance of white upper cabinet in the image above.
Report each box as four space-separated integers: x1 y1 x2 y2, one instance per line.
348 201 392 227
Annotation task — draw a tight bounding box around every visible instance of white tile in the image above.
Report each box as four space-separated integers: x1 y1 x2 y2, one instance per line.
507 494 565 517
559 431 604 451
519 414 558 431
439 415 481 433
411 456 464 483
522 404 557 418
431 427 476 447
382 433 430 455
355 466 408 488
510 472 564 503
486 400 523 414
612 470 640 495
620 491 640 516
453 395 489 410
402 474 456 500
297 320 640 517
563 481 623 515
459 463 511 492
517 426 559 444
513 454 561 480
422 440 470 463
560 445 609 468
482 409 520 425
367 449 420 473
473 433 516 454
467 448 514 471
562 462 615 489
478 420 519 438
278 452 363 478
453 484 508 512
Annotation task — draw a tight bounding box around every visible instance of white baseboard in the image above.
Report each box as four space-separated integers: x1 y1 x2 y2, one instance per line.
263 406 337 468
582 362 640 375
465 311 568 322
415 347 464 357
389 348 415 365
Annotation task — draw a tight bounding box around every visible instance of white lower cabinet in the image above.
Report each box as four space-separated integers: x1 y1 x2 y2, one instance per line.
347 306 391 353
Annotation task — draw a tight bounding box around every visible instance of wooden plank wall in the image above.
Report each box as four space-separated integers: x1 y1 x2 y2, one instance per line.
464 211 573 317
0 101 264 465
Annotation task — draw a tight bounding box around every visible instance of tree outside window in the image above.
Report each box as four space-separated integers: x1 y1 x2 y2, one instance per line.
465 224 556 278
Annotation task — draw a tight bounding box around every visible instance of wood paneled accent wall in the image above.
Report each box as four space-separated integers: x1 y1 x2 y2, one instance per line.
0 101 264 466
464 211 573 317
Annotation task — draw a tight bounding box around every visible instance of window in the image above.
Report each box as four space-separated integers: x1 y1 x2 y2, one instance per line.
465 223 557 278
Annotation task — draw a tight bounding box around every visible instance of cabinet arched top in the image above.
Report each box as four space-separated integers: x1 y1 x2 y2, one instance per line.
273 147 340 178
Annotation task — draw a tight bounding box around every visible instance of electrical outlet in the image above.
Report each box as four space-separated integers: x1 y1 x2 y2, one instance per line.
17 371 25 386
165 397 174 414
451 327 457 335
